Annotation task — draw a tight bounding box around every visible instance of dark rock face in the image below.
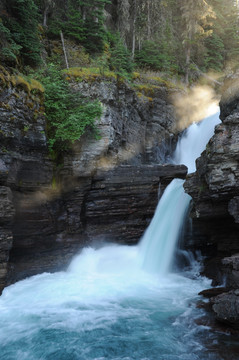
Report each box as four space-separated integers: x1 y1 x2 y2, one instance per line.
64 81 178 177
184 116 239 263
0 86 54 290
0 187 15 291
7 164 187 285
184 85 239 328
84 164 187 244
211 290 239 329
0 80 183 292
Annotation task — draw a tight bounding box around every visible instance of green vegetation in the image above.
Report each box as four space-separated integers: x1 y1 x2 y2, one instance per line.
0 0 238 155
1 0 238 81
46 0 111 53
38 63 102 153
1 0 41 67
108 33 134 80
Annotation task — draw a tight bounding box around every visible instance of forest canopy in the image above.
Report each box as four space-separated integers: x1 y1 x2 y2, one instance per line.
0 0 238 82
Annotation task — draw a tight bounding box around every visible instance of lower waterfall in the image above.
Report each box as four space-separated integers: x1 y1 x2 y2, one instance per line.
1 110 235 360
139 178 191 275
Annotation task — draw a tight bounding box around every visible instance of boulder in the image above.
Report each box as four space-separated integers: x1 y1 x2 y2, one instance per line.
211 290 239 329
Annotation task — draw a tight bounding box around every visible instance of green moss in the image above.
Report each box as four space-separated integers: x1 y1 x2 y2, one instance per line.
52 175 57 190
0 66 44 99
23 126 29 133
14 75 44 95
63 66 117 82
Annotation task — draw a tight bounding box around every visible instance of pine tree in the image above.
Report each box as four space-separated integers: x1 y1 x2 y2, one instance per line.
109 33 133 81
180 0 215 84
0 19 21 65
206 0 239 71
204 33 224 71
46 0 110 53
2 0 41 66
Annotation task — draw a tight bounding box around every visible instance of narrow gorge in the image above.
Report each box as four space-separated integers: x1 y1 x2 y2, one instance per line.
1 0 239 358
0 77 186 289
1 69 239 359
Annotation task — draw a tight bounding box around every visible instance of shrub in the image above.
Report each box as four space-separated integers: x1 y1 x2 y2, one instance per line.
39 63 102 154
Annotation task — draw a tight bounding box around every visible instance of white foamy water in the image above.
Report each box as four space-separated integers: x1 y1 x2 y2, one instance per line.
0 244 213 360
0 108 226 360
174 110 221 173
139 178 191 274
139 110 221 275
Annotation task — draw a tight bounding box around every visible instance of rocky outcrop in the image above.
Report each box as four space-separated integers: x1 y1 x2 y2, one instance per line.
62 80 178 177
84 164 187 244
0 78 183 292
0 186 15 291
184 83 239 329
7 164 187 285
210 290 239 329
0 84 54 289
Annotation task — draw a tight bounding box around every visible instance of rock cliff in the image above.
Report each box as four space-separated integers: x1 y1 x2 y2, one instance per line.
0 77 185 292
184 83 239 329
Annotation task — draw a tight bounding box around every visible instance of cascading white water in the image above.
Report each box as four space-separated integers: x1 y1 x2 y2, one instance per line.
174 111 221 173
139 110 221 275
0 109 227 360
139 179 191 274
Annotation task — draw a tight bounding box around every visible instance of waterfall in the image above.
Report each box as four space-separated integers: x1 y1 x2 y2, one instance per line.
139 110 221 274
0 110 225 360
174 111 221 173
139 179 191 274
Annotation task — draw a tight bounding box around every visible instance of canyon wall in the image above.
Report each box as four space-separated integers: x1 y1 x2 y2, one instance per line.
184 82 239 329
0 78 185 292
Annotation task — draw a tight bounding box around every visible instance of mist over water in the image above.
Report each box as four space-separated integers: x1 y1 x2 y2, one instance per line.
0 109 228 360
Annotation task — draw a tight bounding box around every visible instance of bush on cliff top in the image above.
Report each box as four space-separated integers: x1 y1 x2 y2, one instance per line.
40 63 102 154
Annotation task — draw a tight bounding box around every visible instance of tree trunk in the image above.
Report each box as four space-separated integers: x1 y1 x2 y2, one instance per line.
185 45 190 86
43 5 49 27
147 0 151 40
131 0 137 58
60 31 69 69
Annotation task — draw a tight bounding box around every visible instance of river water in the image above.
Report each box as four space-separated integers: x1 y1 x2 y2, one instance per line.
1 111 237 360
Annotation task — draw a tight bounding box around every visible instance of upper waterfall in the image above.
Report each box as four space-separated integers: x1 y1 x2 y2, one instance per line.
139 109 221 274
174 110 221 173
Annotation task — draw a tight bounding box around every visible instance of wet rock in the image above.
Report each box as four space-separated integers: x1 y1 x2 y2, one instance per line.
184 109 239 267
0 187 14 292
84 164 187 244
211 290 239 329
228 197 239 223
221 254 239 289
199 287 229 298
184 82 239 329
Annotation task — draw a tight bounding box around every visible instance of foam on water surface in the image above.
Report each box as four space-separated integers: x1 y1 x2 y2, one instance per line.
0 110 226 360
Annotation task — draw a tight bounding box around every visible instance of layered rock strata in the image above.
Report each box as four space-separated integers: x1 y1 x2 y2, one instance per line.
8 164 187 286
62 80 178 177
184 87 239 329
0 79 183 292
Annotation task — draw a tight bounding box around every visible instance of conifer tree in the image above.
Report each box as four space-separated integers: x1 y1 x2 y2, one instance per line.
2 0 41 66
180 0 215 84
207 0 239 70
109 33 133 81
